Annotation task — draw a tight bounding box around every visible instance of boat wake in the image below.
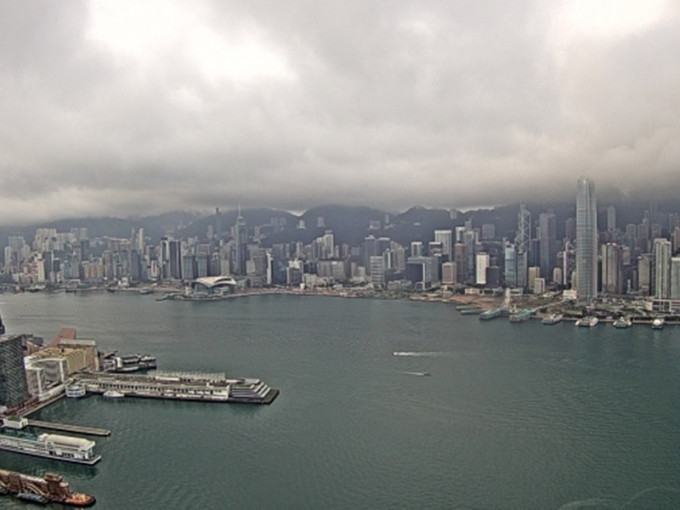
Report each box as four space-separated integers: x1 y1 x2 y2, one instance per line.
403 371 431 377
556 486 680 509
393 351 450 357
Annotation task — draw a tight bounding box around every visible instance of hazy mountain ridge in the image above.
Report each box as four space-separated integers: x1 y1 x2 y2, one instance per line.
0 200 675 250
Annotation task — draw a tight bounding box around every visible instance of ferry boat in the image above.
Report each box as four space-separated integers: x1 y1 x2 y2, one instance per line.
509 309 533 323
651 317 665 330
0 432 101 465
575 316 599 327
612 316 632 329
541 313 563 325
0 469 95 507
479 308 504 321
65 383 86 398
103 390 125 398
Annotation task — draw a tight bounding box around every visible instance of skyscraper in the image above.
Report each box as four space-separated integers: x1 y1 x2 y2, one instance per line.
652 238 672 299
576 177 598 301
233 209 248 276
539 211 556 283
0 334 29 409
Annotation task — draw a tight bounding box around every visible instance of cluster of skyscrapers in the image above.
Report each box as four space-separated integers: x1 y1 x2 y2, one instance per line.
2 179 680 310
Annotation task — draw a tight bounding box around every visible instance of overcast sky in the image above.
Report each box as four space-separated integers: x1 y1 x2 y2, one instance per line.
1 0 679 225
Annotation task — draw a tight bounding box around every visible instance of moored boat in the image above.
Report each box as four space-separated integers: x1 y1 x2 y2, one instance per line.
612 316 632 329
0 469 96 507
651 317 665 330
541 313 563 325
479 308 504 321
509 309 533 323
575 316 599 327
103 390 125 398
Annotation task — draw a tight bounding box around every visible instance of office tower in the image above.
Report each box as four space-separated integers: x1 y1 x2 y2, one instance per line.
539 211 557 283
442 262 457 286
233 210 248 276
601 243 621 295
0 334 29 408
364 235 378 269
516 204 532 253
607 206 616 232
410 241 423 257
369 256 386 288
454 243 467 284
0 310 4 335
215 208 222 239
434 230 453 260
481 223 495 241
475 253 489 285
671 257 680 299
638 255 651 295
463 230 476 281
576 178 598 301
504 243 517 287
652 238 671 299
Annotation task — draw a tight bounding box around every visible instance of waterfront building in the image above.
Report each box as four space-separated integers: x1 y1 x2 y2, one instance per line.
539 211 557 283
0 335 29 409
369 256 386 289
638 255 651 295
652 238 672 299
576 177 598 301
671 257 680 299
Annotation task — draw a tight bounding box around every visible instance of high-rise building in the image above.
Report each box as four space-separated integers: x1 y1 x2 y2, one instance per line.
576 178 598 301
434 230 453 260
607 206 616 232
233 211 248 276
601 243 622 295
670 257 680 299
539 211 557 283
652 238 672 299
475 253 489 285
0 334 29 409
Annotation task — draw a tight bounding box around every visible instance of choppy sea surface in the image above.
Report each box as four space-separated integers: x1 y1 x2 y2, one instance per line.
1 291 679 509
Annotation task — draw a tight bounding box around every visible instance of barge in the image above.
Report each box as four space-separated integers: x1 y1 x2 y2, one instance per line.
0 469 95 507
0 431 101 465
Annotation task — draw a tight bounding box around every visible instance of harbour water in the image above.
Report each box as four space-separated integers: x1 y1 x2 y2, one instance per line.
1 292 680 509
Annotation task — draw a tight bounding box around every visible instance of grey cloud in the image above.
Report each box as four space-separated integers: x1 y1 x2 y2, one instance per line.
1 1 679 225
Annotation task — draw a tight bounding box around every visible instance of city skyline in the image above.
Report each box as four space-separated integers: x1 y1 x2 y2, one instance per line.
2 1 680 225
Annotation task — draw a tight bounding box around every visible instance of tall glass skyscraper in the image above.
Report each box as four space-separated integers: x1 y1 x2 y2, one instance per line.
576 178 598 301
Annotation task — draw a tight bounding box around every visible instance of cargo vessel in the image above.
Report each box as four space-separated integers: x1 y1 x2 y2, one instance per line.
0 469 95 507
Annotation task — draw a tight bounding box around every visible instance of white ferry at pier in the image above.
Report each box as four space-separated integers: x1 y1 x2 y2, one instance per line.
0 432 101 465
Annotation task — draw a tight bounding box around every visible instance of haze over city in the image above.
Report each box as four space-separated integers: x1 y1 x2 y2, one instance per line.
2 0 680 226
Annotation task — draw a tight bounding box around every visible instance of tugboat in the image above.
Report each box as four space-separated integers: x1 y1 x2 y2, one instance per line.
0 469 96 507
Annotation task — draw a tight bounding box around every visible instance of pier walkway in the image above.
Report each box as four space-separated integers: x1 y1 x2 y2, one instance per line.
27 419 111 437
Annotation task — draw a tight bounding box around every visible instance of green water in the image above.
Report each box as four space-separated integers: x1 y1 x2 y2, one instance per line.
1 292 679 509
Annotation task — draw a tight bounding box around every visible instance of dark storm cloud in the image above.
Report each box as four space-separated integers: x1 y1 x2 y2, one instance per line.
1 0 679 225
